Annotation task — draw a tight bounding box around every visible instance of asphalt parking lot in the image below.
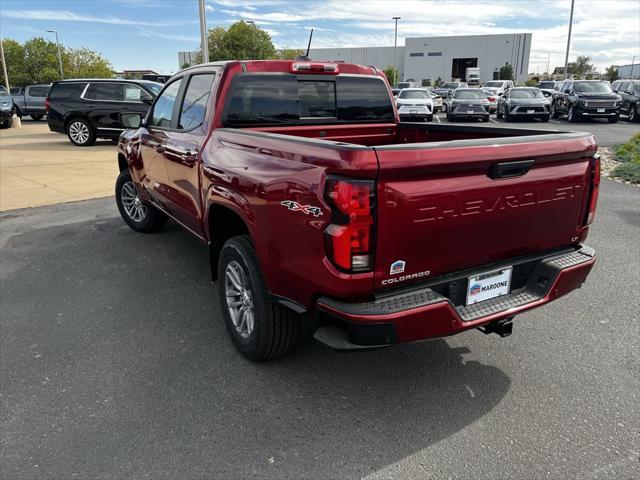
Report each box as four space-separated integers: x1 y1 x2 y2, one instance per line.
1 177 638 479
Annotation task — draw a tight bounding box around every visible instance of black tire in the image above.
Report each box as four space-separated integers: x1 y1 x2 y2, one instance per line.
425 115 433 122
30 114 44 121
496 107 503 119
607 114 619 124
441 103 447 113
567 105 579 123
115 170 168 233
0 118 11 129
481 117 489 122
629 104 639 122
66 117 96 146
447 113 455 122
551 102 560 118
218 235 298 361
504 110 512 122
540 115 550 122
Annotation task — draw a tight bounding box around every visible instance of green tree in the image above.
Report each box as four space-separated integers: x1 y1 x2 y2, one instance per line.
524 78 537 86
383 65 399 85
1 37 112 86
0 39 28 87
499 63 513 80
571 55 593 78
203 21 276 62
64 47 113 79
605 65 619 82
434 76 443 87
276 48 304 60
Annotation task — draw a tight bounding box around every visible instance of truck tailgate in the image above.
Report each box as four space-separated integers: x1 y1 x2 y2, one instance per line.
373 132 597 288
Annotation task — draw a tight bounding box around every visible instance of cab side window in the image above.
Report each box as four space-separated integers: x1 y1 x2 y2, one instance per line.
178 74 215 130
150 79 182 128
86 82 123 101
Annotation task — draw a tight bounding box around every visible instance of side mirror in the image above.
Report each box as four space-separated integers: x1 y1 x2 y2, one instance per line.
121 112 143 129
142 96 154 105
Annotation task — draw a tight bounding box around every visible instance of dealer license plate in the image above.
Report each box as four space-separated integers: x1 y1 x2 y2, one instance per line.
466 267 512 306
527 109 535 114
410 109 417 114
467 110 474 114
597 108 605 113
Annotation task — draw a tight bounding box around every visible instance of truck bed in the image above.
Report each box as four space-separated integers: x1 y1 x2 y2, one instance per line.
214 122 596 296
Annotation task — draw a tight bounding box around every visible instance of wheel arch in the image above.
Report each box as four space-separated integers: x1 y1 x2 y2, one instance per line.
207 202 251 282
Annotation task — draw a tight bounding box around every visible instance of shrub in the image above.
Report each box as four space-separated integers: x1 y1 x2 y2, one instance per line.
614 133 640 164
611 133 640 184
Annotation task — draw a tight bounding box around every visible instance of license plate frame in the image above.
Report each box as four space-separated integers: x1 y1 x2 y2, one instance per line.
597 108 605 113
527 109 535 114
466 267 513 306
467 110 474 115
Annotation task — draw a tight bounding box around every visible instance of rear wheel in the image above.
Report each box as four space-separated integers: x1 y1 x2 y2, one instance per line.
441 103 447 113
218 235 298 361
30 114 44 121
115 170 168 233
67 118 96 146
0 118 11 129
629 104 638 122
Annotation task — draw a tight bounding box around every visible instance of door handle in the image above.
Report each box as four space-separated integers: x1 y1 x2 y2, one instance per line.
180 152 197 166
489 160 535 179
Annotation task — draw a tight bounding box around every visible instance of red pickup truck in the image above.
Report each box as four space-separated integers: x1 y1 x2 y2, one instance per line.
115 60 599 360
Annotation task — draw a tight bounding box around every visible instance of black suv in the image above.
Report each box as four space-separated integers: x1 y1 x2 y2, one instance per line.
47 79 162 146
612 79 640 122
550 80 621 123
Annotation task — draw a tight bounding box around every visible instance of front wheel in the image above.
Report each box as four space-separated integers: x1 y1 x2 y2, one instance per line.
441 103 447 113
425 115 433 122
567 105 579 123
550 102 560 118
629 104 638 122
607 114 619 124
67 118 96 146
115 170 168 233
0 118 11 129
447 113 455 122
540 115 550 122
218 235 298 361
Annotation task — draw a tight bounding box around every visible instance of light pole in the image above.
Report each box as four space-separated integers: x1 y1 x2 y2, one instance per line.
46 30 64 79
563 0 575 79
246 20 255 59
392 16 401 86
0 37 10 90
198 0 209 63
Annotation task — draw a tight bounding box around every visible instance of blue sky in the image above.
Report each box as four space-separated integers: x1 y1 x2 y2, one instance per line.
1 0 638 74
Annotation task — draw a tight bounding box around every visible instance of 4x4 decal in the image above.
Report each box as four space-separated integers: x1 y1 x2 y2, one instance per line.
281 200 323 217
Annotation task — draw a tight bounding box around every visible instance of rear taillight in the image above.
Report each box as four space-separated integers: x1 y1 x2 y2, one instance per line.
45 97 50 112
324 177 375 273
585 154 601 225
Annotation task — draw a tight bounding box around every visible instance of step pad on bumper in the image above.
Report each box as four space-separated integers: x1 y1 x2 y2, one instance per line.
318 246 595 323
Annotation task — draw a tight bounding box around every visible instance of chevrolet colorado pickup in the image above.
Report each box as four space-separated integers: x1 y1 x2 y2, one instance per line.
116 60 599 360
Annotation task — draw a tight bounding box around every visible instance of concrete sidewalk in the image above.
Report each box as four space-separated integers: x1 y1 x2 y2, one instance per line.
0 121 119 211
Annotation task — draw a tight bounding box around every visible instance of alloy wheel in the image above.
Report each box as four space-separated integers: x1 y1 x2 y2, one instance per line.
225 261 255 339
69 121 90 144
120 181 148 222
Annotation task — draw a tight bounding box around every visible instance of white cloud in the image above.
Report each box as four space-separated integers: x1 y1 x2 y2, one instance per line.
205 4 215 12
1 9 188 27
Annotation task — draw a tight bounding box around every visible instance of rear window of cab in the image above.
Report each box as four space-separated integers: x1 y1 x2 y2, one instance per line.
224 74 394 126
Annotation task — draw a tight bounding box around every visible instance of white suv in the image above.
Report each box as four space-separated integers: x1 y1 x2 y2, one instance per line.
483 80 514 96
396 88 434 122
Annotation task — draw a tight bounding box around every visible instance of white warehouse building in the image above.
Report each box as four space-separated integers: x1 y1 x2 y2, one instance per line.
309 33 532 85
